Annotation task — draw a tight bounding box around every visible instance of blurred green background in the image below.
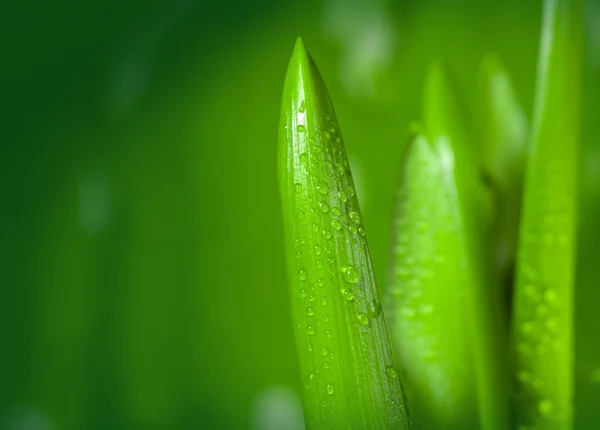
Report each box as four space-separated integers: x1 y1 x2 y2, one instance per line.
1 0 599 428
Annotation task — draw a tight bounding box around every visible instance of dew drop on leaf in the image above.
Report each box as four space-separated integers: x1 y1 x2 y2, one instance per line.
319 202 330 213
341 287 354 301
307 326 315 335
357 314 369 325
307 307 315 317
368 299 382 318
349 211 361 225
538 399 553 417
342 265 360 283
316 182 329 195
326 384 335 395
298 268 308 281
297 124 306 132
387 366 398 379
305 374 314 388
331 220 342 231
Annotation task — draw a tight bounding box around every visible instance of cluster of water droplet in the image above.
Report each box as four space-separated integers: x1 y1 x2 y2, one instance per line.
512 163 575 426
284 98 402 422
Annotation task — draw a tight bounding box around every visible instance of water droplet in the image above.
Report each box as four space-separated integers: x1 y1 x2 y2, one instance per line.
319 202 330 213
348 186 356 197
307 307 315 317
338 191 348 202
316 259 323 269
298 268 308 281
297 124 306 132
307 326 315 335
341 287 355 301
321 347 328 356
358 227 366 236
387 366 398 379
321 297 328 305
300 289 307 298
299 237 306 245
299 100 306 112
316 182 329 195
332 207 341 216
326 384 335 395
295 183 302 193
517 371 531 383
316 278 325 287
296 250 302 257
419 305 434 314
357 314 369 325
300 153 308 163
323 361 330 369
538 400 553 416
349 212 361 224
324 314 330 323
323 230 332 240
400 307 416 319
331 220 342 231
309 294 316 302
342 265 360 283
305 373 314 388
348 225 357 234
314 244 322 255
312 223 319 233
327 256 335 264
544 288 558 304
326 329 332 338
296 323 302 330
368 300 382 318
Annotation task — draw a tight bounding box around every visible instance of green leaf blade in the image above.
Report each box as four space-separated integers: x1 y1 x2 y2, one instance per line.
278 38 409 430
476 55 529 288
386 63 508 430
386 129 478 430
511 0 583 428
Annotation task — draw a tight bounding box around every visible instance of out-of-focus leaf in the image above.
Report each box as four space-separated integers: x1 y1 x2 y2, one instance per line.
386 61 508 430
476 55 529 296
511 0 583 428
386 128 479 429
277 38 409 429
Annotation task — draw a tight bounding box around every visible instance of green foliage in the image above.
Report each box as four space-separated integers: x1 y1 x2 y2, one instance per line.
279 0 582 429
278 38 409 429
511 0 582 428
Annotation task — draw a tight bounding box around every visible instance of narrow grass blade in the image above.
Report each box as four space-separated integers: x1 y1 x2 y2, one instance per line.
511 0 583 428
477 56 529 290
385 63 507 430
278 38 409 429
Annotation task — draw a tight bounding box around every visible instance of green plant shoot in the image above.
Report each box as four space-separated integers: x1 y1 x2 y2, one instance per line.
386 63 507 430
278 38 409 429
511 0 582 428
477 55 529 291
